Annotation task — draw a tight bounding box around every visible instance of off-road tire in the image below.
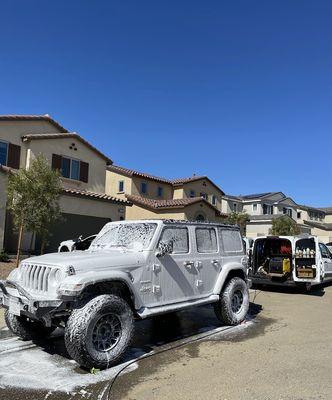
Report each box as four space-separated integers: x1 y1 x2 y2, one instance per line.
214 277 249 325
4 310 56 340
64 294 134 370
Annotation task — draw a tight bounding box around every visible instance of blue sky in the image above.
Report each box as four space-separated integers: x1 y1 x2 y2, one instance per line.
1 1 331 206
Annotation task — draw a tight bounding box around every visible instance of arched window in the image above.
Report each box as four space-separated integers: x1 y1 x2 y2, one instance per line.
195 214 205 222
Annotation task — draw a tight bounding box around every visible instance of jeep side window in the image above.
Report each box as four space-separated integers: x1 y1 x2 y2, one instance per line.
219 229 244 254
196 227 218 253
159 227 189 254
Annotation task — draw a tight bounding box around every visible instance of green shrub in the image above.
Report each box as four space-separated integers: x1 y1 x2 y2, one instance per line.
0 250 9 263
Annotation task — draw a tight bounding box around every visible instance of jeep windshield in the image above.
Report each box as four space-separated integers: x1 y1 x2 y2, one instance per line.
90 223 157 250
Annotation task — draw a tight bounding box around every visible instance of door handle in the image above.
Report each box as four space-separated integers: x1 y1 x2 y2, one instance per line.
211 259 219 265
183 261 194 267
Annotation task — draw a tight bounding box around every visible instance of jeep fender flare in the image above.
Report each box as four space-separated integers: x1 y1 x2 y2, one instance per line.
60 270 142 309
213 262 247 296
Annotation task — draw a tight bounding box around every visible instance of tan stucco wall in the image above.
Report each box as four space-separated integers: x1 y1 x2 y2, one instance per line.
0 173 7 249
131 177 173 199
246 222 272 238
105 170 133 200
60 195 126 221
27 138 108 193
180 179 223 210
307 227 332 244
221 198 244 214
0 120 61 170
324 214 332 223
125 204 186 220
184 202 220 222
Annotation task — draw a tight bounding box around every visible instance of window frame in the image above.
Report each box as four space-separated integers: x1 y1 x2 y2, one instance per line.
319 243 331 259
157 186 163 198
195 227 218 254
218 228 244 255
0 140 9 166
141 181 148 194
61 156 81 181
118 180 125 193
253 203 257 212
189 190 195 198
212 195 217 206
158 226 190 254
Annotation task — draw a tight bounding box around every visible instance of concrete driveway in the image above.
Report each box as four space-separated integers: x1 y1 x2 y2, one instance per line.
0 285 331 400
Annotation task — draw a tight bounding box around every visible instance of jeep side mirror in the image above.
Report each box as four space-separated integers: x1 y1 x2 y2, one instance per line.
156 240 174 257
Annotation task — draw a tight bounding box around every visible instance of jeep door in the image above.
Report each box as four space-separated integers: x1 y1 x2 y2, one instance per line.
152 225 198 305
193 226 220 296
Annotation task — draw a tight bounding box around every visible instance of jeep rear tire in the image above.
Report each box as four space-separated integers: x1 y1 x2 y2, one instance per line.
5 310 56 340
64 294 134 369
214 277 249 325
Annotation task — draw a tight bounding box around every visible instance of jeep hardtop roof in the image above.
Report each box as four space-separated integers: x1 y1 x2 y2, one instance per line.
103 219 240 230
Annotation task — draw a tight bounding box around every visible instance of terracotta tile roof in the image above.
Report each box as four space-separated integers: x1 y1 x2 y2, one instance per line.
22 133 112 164
171 176 206 185
172 176 225 195
0 114 68 133
107 165 172 184
108 165 225 194
62 187 131 205
126 194 226 216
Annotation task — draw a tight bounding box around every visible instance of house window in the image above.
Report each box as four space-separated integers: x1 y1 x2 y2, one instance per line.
0 141 8 166
212 195 217 206
297 212 301 219
189 190 195 198
141 182 148 194
61 157 81 181
253 203 257 212
118 180 124 193
263 204 273 215
283 208 292 218
200 192 208 200
233 203 237 212
157 186 163 197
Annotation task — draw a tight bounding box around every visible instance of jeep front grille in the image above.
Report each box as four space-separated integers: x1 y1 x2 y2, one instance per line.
19 263 58 292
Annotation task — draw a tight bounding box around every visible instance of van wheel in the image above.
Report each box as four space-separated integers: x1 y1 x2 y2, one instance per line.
64 295 134 370
214 277 249 325
5 311 56 340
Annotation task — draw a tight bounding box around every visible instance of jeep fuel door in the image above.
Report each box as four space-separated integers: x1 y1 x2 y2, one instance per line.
152 226 198 305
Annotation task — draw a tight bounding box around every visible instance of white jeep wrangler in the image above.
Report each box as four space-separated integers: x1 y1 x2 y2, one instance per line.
0 220 250 369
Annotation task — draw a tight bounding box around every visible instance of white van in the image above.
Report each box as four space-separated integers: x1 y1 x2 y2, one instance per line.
248 235 332 290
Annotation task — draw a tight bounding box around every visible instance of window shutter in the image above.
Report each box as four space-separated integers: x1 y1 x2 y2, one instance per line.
51 154 62 171
80 161 89 183
7 143 21 169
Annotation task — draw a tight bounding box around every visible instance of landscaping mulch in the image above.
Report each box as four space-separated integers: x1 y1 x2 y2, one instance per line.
0 261 17 280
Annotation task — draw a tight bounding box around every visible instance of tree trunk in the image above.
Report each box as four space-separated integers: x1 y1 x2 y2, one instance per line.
29 231 35 256
40 239 45 255
16 224 24 268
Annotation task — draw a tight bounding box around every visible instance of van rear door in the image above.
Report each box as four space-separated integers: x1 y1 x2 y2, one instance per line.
293 237 320 283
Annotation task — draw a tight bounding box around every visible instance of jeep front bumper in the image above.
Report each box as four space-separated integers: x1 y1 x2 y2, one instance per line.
0 280 63 325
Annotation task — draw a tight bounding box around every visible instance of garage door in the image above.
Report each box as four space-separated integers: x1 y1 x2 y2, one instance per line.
36 213 112 253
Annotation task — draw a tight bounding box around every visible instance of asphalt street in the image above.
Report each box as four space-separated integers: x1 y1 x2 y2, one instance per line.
0 285 331 400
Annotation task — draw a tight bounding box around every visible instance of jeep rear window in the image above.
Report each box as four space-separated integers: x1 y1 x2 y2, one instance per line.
219 229 244 254
91 223 157 250
159 227 189 254
196 228 218 253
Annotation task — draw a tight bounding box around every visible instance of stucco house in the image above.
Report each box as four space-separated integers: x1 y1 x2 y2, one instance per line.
106 165 226 222
297 205 332 243
0 115 130 253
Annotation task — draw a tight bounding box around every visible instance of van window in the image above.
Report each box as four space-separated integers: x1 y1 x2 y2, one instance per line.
219 229 243 254
159 227 189 254
196 228 218 253
319 243 330 259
